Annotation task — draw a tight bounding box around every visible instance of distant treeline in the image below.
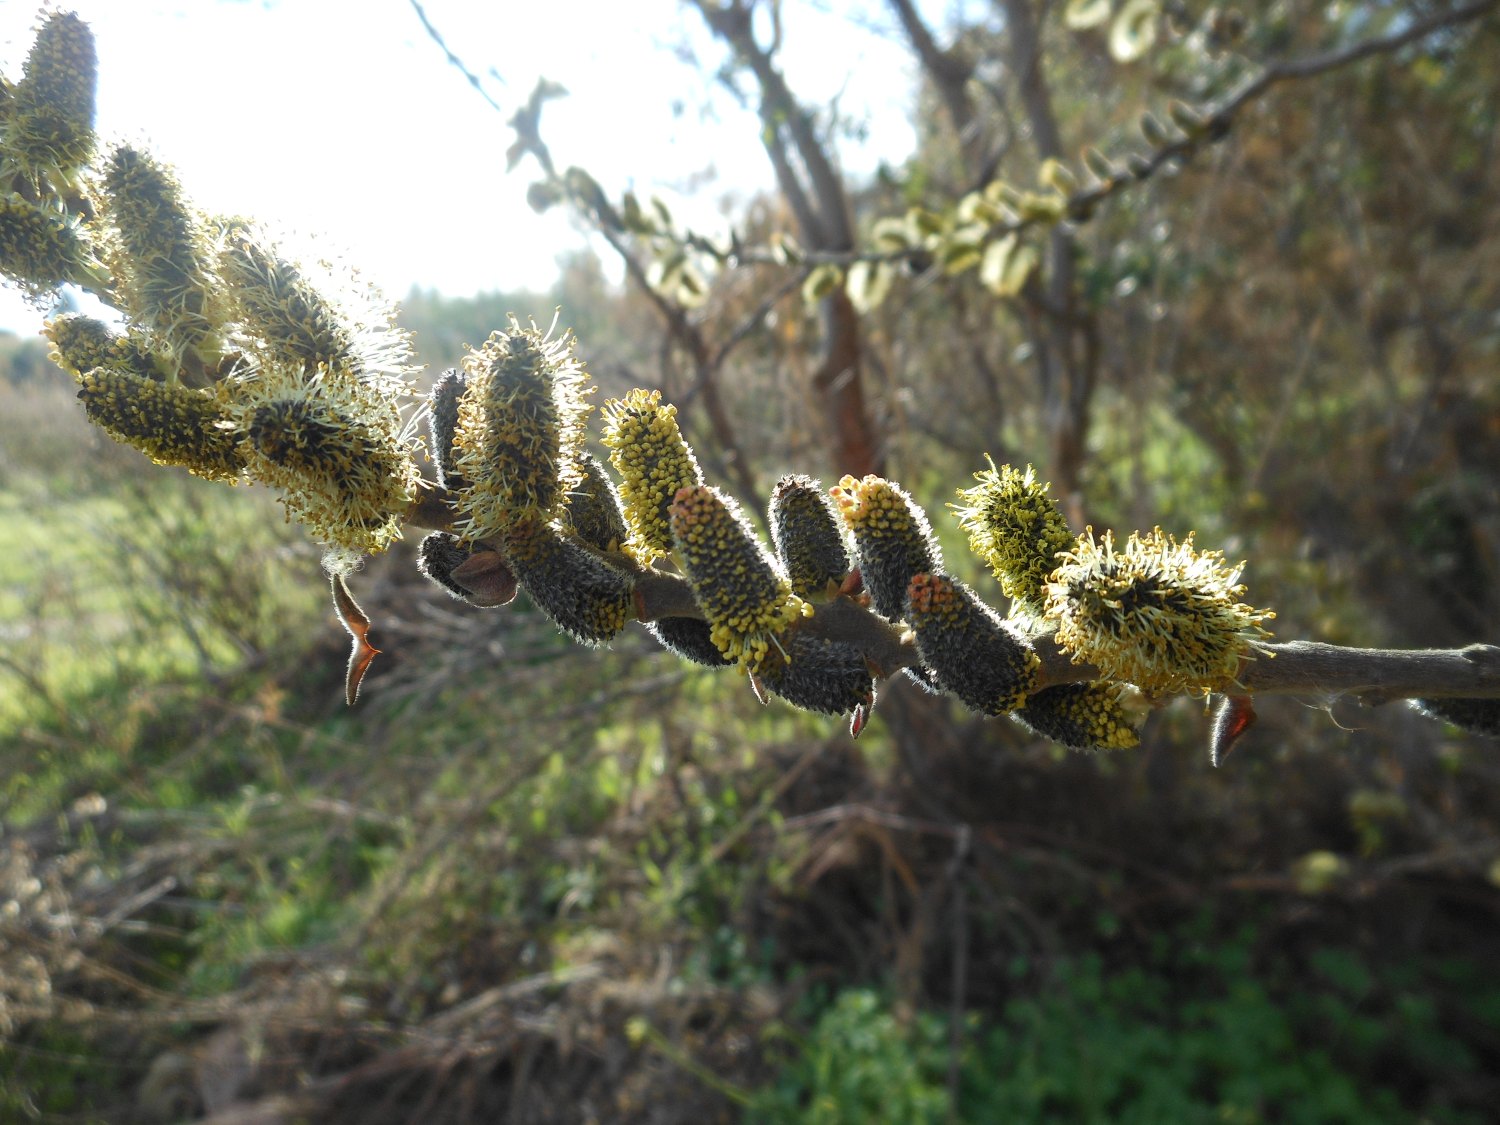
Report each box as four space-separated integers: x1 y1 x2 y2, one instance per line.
0 331 53 386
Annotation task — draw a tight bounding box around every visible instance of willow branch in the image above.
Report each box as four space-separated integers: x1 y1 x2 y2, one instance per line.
630 565 1500 706
1027 637 1500 703
1234 641 1500 704
1221 0 1498 104
696 0 1500 271
409 482 1500 707
1052 0 1500 223
407 0 504 114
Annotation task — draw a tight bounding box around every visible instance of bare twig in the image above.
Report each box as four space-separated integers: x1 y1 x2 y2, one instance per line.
407 0 504 113
410 480 1500 707
719 0 1500 270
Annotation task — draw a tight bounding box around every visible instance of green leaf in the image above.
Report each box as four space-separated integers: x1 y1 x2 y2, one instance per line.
525 180 564 214
620 191 654 234
870 215 913 251
1168 100 1206 135
1110 0 1159 63
1139 111 1171 147
979 234 1015 295
646 248 686 294
771 231 803 266
939 223 987 274
1064 0 1112 30
846 260 894 314
1083 147 1118 181
801 263 844 305
980 235 1038 297
909 207 945 237
674 262 710 309
1017 191 1066 224
1039 158 1078 194
957 191 1007 227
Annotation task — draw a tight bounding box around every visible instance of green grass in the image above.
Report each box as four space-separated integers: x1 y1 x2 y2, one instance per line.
750 932 1495 1125
0 465 324 825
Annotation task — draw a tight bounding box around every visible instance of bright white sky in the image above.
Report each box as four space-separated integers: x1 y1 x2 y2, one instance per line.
0 0 926 336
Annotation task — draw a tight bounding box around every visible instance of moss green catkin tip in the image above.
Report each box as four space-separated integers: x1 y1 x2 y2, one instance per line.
953 458 1073 620
77 367 243 481
0 193 92 295
770 474 850 598
103 146 220 362
426 368 467 489
45 312 161 382
669 484 808 673
1046 527 1274 696
831 474 942 622
757 629 875 717
1410 697 1500 739
219 224 356 372
451 321 591 541
229 364 419 554
1013 683 1144 751
906 572 1040 716
504 519 634 645
564 451 630 555
7 11 96 182
601 388 703 564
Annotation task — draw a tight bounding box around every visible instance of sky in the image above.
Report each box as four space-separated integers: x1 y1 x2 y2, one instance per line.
0 0 927 336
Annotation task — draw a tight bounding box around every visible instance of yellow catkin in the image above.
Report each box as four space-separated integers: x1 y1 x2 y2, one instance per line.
451 322 591 541
45 313 160 382
1013 683 1143 751
76 367 242 482
0 194 91 295
225 363 420 554
905 572 1039 715
830 474 942 622
103 145 221 364
601 388 703 564
669 484 808 674
219 225 357 372
7 11 97 181
1045 527 1274 696
952 458 1073 621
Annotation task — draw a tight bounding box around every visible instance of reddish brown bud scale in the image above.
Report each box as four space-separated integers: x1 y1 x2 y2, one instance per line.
417 533 517 608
